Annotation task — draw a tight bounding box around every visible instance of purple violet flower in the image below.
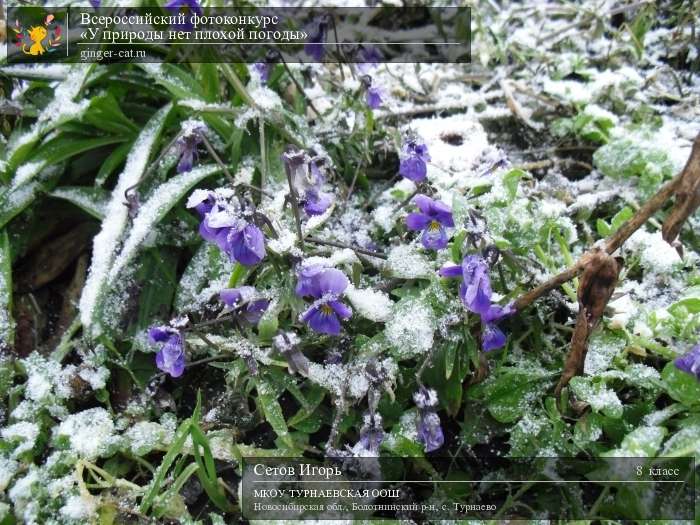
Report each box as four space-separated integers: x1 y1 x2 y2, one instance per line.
226 223 266 266
405 194 454 250
366 86 383 110
174 122 206 173
186 192 266 266
295 264 327 297
186 189 215 218
399 140 430 182
413 387 443 453
440 255 492 315
303 187 333 216
273 331 310 376
89 0 100 7
304 17 327 61
481 303 515 352
220 286 269 324
252 62 271 83
149 326 185 378
297 266 352 335
165 0 202 32
674 345 700 380
440 258 515 352
357 412 384 456
282 148 333 217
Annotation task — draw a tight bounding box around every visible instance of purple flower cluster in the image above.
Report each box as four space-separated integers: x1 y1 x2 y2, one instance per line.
296 265 352 335
405 194 454 250
413 386 443 452
165 0 202 32
187 189 266 266
440 255 515 352
399 139 430 182
220 286 269 324
675 344 700 380
149 325 185 378
282 148 333 217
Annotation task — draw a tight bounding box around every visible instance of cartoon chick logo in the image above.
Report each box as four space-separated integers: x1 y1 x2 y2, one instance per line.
12 14 62 56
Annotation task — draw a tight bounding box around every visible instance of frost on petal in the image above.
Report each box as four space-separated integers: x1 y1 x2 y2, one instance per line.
399 156 427 182
421 223 448 250
482 323 506 352
315 268 349 297
674 345 700 379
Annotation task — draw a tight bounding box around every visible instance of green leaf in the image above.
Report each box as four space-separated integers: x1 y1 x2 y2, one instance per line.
227 262 246 288
257 307 279 342
661 424 700 459
602 425 667 457
596 218 611 237
50 186 109 219
256 376 294 448
288 385 325 428
668 297 700 315
502 168 525 201
140 418 192 514
11 134 125 191
134 249 179 332
468 367 552 423
83 93 138 135
0 178 52 230
0 231 14 350
661 362 700 407
96 142 132 187
444 342 457 380
382 411 424 457
610 206 634 232
174 243 230 313
4 65 95 175
593 136 674 180
451 194 469 230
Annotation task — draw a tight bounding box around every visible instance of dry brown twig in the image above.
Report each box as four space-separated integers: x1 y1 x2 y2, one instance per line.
554 250 623 394
662 134 700 243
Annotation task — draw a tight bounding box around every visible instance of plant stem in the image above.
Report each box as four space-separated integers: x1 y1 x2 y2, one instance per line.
201 134 235 183
306 235 387 259
259 116 267 195
283 162 305 251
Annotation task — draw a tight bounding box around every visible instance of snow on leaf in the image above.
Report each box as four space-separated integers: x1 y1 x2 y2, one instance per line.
0 231 14 351
78 103 172 337
345 284 393 322
387 244 433 279
602 425 667 457
108 164 221 281
385 296 436 359
55 407 118 460
49 186 109 220
569 377 623 419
